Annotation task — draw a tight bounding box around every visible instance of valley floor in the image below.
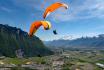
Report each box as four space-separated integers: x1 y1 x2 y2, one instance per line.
0 48 104 70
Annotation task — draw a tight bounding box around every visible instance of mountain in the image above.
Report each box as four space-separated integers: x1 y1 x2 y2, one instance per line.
0 24 53 57
44 34 104 49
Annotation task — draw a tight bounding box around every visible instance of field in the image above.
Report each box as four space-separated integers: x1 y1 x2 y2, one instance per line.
0 48 104 70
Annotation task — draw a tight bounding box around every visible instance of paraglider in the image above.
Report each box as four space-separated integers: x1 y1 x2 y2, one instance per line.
29 21 51 37
53 30 58 35
28 2 69 37
43 2 68 19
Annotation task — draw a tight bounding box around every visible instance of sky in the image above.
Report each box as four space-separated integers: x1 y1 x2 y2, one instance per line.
0 0 104 41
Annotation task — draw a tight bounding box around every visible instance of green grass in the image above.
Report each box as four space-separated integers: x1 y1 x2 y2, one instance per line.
1 57 47 65
2 58 29 65
96 59 104 64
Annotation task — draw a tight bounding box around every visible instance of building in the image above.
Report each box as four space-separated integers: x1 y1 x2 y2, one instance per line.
52 60 64 70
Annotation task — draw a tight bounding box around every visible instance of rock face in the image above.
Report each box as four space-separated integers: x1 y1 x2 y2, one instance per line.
0 24 53 57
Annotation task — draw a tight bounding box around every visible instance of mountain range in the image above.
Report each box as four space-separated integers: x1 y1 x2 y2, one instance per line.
0 24 53 57
44 34 104 49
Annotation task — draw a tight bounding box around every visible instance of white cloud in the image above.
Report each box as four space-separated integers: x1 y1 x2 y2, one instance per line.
51 0 104 22
0 6 12 13
11 0 61 11
60 32 99 40
4 0 104 22
43 32 100 41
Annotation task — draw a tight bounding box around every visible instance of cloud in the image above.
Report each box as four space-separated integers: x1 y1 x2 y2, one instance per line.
0 6 12 13
11 0 61 11
51 0 104 22
1 0 103 21
43 32 99 41
59 32 99 40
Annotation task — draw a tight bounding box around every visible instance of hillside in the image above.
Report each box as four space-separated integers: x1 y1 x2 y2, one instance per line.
0 24 53 57
45 34 104 49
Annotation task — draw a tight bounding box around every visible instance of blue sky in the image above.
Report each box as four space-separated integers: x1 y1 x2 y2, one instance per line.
0 0 104 41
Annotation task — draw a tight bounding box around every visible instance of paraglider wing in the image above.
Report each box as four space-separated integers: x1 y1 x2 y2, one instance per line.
29 21 41 37
41 21 51 30
29 21 51 37
43 2 68 19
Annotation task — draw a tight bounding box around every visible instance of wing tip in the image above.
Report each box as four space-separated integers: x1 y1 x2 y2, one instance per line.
62 3 69 9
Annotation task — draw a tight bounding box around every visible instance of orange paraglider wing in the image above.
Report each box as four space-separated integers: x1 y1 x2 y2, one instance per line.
29 21 41 37
28 21 51 37
43 2 68 19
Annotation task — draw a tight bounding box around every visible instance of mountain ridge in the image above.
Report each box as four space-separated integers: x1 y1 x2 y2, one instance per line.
44 34 104 49
0 24 53 57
